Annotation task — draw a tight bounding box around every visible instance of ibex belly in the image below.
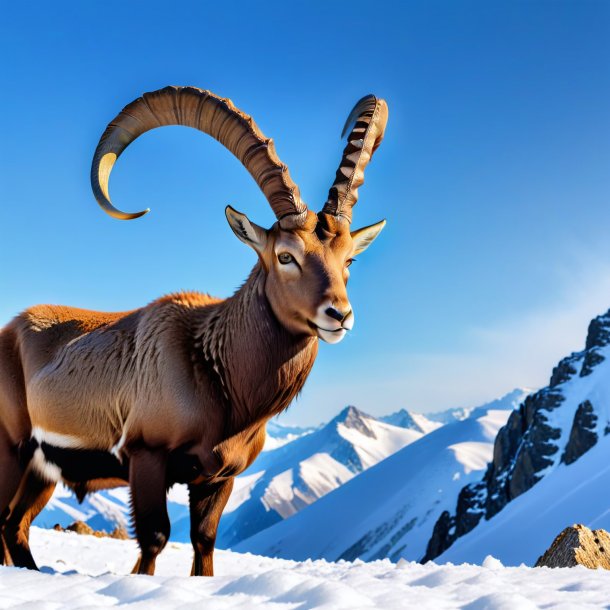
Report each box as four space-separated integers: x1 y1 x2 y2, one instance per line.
24 332 136 483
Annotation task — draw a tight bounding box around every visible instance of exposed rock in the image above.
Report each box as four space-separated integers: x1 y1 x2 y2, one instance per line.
584 311 610 351
455 482 487 538
423 387 564 561
507 404 561 500
328 407 376 472
54 521 130 539
580 310 610 377
486 389 562 518
561 400 598 465
109 526 130 540
422 511 455 563
535 524 610 569
341 406 376 439
66 521 95 536
550 352 582 387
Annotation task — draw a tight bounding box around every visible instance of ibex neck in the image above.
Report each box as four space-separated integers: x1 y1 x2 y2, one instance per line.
205 265 318 429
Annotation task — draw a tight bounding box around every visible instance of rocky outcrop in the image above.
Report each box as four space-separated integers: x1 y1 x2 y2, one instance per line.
580 312 610 377
422 480 488 562
423 511 455 562
549 352 582 387
423 308 610 563
485 388 563 519
561 400 598 465
54 521 130 539
535 524 610 569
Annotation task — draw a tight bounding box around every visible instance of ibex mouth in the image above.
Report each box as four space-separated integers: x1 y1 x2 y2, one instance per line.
307 321 348 344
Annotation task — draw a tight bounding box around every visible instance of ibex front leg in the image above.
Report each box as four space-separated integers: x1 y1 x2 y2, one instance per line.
129 448 170 576
189 478 234 576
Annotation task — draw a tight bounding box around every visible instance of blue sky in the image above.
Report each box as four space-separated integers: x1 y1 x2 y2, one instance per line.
1 1 610 425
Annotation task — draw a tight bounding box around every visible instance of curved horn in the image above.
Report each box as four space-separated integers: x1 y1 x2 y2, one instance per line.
91 86 308 222
321 95 388 223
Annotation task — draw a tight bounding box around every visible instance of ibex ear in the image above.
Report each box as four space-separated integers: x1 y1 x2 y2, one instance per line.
225 205 268 254
350 219 386 255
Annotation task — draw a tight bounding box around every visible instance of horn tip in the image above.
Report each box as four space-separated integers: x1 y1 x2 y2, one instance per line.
107 206 150 220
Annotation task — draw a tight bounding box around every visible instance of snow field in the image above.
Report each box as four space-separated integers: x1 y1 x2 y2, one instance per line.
1 528 609 609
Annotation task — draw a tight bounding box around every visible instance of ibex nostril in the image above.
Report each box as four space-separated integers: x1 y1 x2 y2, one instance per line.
325 307 349 323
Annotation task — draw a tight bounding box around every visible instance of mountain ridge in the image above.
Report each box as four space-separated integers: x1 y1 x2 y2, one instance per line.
424 308 610 564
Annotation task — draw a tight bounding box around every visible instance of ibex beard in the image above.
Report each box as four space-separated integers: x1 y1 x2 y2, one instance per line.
0 86 388 576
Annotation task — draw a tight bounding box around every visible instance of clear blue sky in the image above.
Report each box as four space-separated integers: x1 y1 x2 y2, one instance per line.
1 1 609 425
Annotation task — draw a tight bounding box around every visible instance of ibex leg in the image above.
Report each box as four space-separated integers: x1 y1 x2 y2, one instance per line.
189 478 234 576
0 438 25 566
129 448 170 576
4 469 55 570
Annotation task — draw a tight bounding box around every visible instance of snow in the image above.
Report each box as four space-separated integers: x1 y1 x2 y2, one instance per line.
2 527 609 609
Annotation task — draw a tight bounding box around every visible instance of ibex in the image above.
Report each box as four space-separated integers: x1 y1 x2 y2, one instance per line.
0 86 388 576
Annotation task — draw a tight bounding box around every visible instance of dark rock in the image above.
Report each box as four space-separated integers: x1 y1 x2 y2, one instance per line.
580 350 605 377
341 406 376 439
561 400 598 465
424 387 565 562
486 389 562 518
455 482 487 538
550 352 582 387
580 310 610 377
584 310 610 351
422 510 455 563
507 407 560 500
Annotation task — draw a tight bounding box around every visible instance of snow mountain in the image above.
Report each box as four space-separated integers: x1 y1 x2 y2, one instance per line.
214 406 422 548
425 308 610 565
379 409 441 434
232 390 526 562
424 388 533 425
264 420 317 450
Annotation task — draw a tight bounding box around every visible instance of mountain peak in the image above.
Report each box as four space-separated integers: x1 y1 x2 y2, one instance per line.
333 406 376 438
380 409 442 434
585 309 610 351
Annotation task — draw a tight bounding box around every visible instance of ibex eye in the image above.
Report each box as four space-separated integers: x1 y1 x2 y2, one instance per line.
346 258 355 268
278 253 294 265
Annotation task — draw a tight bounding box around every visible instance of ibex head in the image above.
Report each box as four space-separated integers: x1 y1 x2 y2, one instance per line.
91 87 387 343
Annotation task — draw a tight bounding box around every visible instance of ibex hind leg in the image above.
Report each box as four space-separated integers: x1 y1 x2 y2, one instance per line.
0 436 26 566
3 468 55 570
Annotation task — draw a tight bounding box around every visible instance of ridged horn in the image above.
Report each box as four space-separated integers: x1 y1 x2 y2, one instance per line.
321 95 388 223
91 86 308 222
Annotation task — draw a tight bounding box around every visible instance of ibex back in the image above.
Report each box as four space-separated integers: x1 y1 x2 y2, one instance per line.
0 86 388 576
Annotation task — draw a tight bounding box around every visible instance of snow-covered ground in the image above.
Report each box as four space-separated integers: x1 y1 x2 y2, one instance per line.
1 527 608 609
